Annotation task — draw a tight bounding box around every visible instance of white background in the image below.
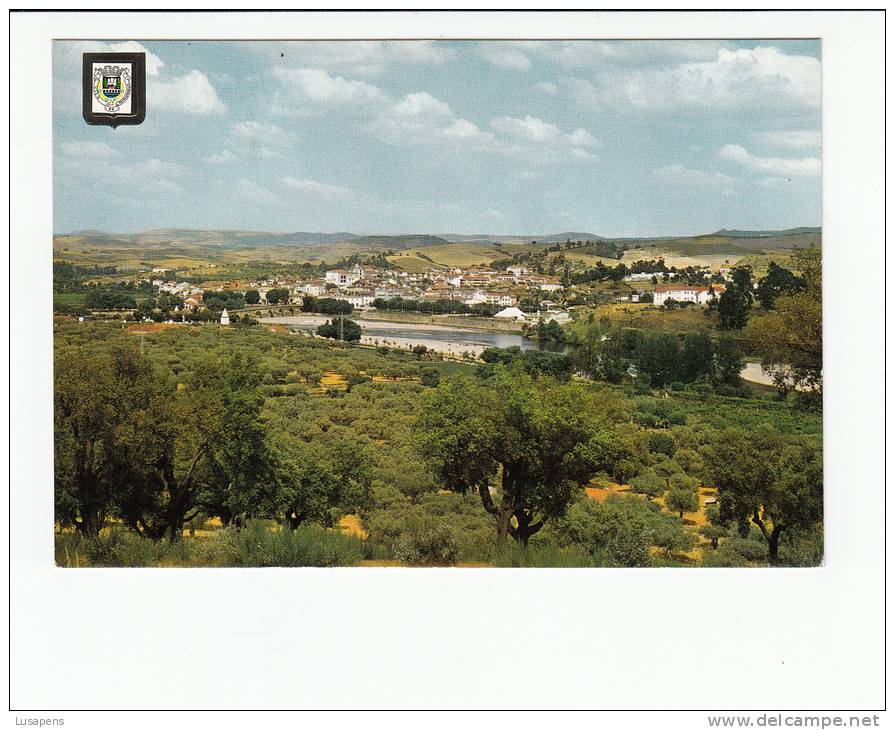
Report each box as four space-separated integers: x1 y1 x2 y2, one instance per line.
6 8 888 722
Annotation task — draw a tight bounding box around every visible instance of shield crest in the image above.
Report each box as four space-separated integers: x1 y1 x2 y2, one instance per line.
93 65 131 112
102 74 121 96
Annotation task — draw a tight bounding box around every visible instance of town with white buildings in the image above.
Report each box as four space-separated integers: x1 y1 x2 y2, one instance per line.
136 258 730 326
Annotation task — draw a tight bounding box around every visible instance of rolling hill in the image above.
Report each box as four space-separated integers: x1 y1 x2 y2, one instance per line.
53 226 820 272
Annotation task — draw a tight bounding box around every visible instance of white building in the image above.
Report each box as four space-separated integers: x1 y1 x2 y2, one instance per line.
300 280 327 297
652 285 724 306
460 290 487 305
494 306 528 321
484 292 517 307
542 311 571 324
220 308 230 326
507 265 529 276
539 282 563 293
624 272 657 282
325 269 360 287
342 291 376 309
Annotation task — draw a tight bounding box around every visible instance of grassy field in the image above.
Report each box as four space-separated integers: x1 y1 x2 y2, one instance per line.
387 242 512 270
574 302 718 333
54 229 818 277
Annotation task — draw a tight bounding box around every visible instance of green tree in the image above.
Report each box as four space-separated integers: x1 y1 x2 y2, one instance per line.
756 261 802 309
647 431 677 458
417 370 625 545
672 448 705 483
114 353 271 541
419 366 441 388
244 289 261 305
193 352 275 526
634 332 681 387
666 486 699 519
729 265 754 307
316 317 362 342
745 246 822 395
717 289 748 330
273 447 342 529
54 343 161 537
702 428 823 564
265 287 290 305
630 469 665 501
699 504 727 549
714 335 744 386
680 331 714 382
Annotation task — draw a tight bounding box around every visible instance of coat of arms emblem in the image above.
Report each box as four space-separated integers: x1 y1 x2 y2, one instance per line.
82 52 146 127
93 64 131 112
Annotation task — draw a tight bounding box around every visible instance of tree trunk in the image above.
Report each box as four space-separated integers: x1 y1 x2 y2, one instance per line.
496 507 513 545
76 504 104 538
768 526 782 565
752 509 784 565
512 510 546 547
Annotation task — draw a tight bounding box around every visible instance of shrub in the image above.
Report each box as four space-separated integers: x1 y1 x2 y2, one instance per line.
647 431 677 457
493 543 596 568
630 469 665 500
219 520 365 567
393 521 462 566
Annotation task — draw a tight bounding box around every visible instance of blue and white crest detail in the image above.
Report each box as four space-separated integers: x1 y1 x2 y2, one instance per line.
92 64 132 113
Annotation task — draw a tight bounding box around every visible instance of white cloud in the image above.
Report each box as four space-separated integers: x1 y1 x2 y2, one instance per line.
534 81 558 95
570 148 599 162
56 153 184 197
548 40 725 71
54 41 164 78
652 164 735 186
755 129 821 149
478 43 531 71
231 121 293 145
558 77 603 107
491 115 563 143
58 141 114 158
370 92 493 146
719 144 821 177
489 115 599 160
208 150 237 164
247 41 454 76
282 177 353 199
622 47 821 109
390 41 456 66
565 128 599 148
150 70 226 115
134 158 186 178
272 67 389 107
237 179 281 207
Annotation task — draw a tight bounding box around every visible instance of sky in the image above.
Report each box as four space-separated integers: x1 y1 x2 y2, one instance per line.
53 39 821 237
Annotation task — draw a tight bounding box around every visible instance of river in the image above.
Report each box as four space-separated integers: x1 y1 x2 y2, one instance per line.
263 314 565 358
263 314 771 384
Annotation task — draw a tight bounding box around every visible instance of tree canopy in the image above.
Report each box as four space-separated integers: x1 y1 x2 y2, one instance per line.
417 368 628 544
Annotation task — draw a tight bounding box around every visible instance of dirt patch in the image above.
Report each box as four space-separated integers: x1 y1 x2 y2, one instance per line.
584 487 612 502
337 514 368 540
127 323 185 333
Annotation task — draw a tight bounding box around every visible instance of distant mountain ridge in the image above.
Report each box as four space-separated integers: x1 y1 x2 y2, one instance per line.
713 227 822 238
56 226 821 248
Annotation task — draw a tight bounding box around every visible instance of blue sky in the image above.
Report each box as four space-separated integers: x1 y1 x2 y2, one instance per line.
53 40 821 237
